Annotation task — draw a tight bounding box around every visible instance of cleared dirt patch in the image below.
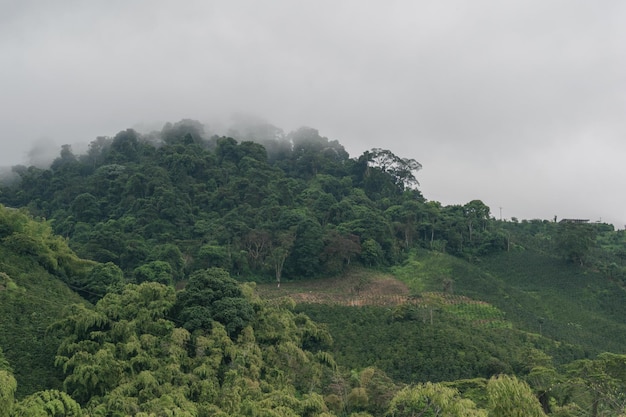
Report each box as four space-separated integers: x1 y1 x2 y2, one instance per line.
255 268 413 306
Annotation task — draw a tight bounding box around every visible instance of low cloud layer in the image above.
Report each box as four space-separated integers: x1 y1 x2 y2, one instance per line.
1 1 624 226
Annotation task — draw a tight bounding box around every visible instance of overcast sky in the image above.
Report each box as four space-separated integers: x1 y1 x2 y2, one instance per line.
1 1 625 226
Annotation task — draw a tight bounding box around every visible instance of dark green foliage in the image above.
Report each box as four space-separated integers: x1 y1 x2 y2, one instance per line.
299 304 566 384
175 268 254 337
0 348 11 373
0 122 435 282
286 216 325 277
392 247 626 359
556 222 597 266
148 243 185 282
72 262 124 303
133 260 173 285
477 250 626 355
360 238 385 266
69 193 100 223
196 244 231 270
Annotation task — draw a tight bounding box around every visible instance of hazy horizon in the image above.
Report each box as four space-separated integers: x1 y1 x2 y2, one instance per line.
1 1 624 226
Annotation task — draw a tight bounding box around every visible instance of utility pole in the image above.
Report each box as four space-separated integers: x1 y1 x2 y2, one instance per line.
499 207 503 221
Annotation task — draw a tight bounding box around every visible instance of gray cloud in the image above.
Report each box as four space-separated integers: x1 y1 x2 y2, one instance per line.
1 0 625 225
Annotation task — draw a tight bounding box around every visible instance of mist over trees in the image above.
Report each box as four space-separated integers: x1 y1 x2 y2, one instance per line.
2 118 620 286
1 119 471 284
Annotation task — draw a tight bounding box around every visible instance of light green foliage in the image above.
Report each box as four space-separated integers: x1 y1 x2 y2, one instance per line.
254 302 333 394
13 390 82 417
0 206 94 280
360 239 384 267
54 283 176 403
0 206 92 395
487 375 545 417
386 382 486 417
97 281 176 326
565 353 626 417
443 301 509 328
326 367 398 416
50 279 337 416
0 370 17 417
0 271 22 294
391 250 452 294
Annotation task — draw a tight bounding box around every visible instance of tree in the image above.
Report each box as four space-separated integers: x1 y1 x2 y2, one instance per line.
133 260 173 285
161 119 206 146
50 144 78 171
386 382 486 417
360 238 384 267
175 268 254 337
525 366 564 414
242 229 271 272
69 193 100 223
196 244 231 270
109 129 142 163
367 148 422 190
340 367 397 416
13 390 83 417
75 262 125 303
53 283 177 403
269 229 296 287
463 200 490 244
386 200 423 250
566 353 626 417
149 244 185 282
321 229 361 274
556 222 597 266
288 127 349 178
487 375 545 417
287 216 324 278
0 370 17 417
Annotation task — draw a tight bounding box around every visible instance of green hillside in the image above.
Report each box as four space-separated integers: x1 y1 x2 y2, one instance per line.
2 121 626 415
0 206 91 396
479 249 626 354
390 248 626 355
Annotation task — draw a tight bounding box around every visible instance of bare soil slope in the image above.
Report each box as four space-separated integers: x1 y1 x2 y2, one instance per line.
255 268 414 306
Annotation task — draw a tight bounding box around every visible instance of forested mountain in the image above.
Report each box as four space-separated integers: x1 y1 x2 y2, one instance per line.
2 119 626 416
0 120 504 288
